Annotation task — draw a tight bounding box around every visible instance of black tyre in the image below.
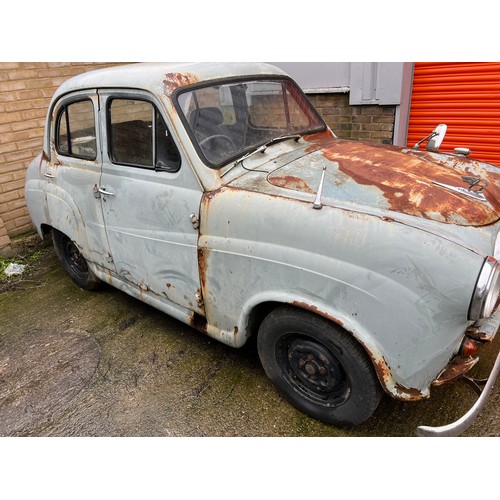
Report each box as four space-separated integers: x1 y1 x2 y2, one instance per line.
52 229 100 291
257 306 383 426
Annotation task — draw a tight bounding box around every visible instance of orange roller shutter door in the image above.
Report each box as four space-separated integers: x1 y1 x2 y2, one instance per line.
407 62 500 167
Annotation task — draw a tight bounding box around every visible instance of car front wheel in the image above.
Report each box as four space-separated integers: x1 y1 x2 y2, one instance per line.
257 306 383 426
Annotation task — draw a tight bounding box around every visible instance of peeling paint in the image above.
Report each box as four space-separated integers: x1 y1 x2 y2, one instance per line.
268 175 315 194
189 312 208 334
163 72 199 98
394 383 425 400
303 132 500 226
291 301 345 328
431 355 479 386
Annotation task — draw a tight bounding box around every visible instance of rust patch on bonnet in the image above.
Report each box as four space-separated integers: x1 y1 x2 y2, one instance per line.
163 72 199 97
305 134 500 226
268 175 315 194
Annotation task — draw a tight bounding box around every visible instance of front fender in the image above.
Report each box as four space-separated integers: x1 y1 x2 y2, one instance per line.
199 187 485 400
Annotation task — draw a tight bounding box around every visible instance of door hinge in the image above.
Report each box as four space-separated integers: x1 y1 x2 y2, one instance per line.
190 213 199 230
195 289 204 308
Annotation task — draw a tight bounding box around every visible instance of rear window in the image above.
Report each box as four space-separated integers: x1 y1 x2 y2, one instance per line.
56 99 97 160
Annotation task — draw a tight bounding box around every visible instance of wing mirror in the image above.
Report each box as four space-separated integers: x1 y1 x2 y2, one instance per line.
413 124 447 152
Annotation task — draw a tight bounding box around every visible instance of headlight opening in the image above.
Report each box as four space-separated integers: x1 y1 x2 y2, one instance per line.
469 257 500 321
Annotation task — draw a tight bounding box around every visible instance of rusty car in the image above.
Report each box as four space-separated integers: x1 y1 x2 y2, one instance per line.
24 63 500 436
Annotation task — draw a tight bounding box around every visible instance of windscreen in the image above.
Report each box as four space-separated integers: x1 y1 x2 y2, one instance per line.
176 78 325 168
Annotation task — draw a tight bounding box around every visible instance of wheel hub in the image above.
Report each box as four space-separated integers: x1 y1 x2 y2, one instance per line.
287 338 345 396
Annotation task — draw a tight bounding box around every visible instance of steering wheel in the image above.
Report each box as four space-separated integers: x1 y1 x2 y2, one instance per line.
199 134 236 150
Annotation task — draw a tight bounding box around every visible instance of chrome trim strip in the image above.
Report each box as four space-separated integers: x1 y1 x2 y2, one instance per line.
415 347 500 437
469 257 500 320
432 181 488 202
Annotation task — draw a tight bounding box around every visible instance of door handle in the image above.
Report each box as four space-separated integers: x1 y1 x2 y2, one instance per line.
98 187 115 196
44 173 56 179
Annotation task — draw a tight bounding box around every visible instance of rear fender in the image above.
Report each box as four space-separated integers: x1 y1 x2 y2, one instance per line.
45 186 89 254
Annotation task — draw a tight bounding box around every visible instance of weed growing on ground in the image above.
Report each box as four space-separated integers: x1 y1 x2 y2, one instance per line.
0 234 51 292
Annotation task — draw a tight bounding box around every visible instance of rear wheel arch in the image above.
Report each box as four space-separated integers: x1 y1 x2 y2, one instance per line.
51 228 100 291
40 223 53 239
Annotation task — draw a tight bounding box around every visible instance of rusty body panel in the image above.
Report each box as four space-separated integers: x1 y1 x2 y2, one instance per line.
24 63 500 429
432 355 479 386
163 72 200 97
257 131 500 226
197 183 488 399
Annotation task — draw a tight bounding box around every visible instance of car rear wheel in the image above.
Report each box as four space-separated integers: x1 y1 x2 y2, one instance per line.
257 306 383 426
52 229 100 291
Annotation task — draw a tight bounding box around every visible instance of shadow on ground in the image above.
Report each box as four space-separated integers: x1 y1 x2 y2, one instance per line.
1 235 499 437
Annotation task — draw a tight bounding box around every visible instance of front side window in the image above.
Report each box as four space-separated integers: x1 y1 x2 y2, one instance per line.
176 77 325 168
108 98 180 172
56 99 97 160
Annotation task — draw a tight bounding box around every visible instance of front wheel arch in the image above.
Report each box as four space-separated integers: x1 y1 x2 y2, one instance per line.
257 305 383 426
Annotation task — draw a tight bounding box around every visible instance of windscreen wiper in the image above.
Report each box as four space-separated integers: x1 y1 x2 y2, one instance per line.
220 133 302 178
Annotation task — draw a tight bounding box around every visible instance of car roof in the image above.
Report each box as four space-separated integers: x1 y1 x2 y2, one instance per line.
51 62 288 100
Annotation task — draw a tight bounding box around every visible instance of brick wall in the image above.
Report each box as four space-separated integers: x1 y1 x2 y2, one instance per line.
307 93 396 144
0 62 121 249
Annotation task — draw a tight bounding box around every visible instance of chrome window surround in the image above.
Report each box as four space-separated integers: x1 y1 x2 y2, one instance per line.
469 256 500 321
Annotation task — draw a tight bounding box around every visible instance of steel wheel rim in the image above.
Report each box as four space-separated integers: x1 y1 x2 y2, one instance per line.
276 334 351 407
64 238 89 279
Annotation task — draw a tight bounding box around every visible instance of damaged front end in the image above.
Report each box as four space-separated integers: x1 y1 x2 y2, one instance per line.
416 306 500 436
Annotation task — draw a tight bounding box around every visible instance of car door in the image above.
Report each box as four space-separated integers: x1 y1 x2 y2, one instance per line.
97 89 205 315
48 90 114 272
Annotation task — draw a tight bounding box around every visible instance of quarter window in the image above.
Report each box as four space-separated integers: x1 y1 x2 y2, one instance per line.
56 99 97 160
108 99 180 172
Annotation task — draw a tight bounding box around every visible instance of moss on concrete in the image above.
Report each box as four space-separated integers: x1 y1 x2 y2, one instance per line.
1 235 499 437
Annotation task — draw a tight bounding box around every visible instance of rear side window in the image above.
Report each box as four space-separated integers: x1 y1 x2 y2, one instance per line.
56 99 97 160
108 98 181 172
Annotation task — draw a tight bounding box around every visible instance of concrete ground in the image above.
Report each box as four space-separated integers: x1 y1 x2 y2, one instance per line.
1 234 499 437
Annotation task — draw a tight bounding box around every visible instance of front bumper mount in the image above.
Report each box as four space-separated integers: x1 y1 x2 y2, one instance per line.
415 309 500 437
415 349 500 436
